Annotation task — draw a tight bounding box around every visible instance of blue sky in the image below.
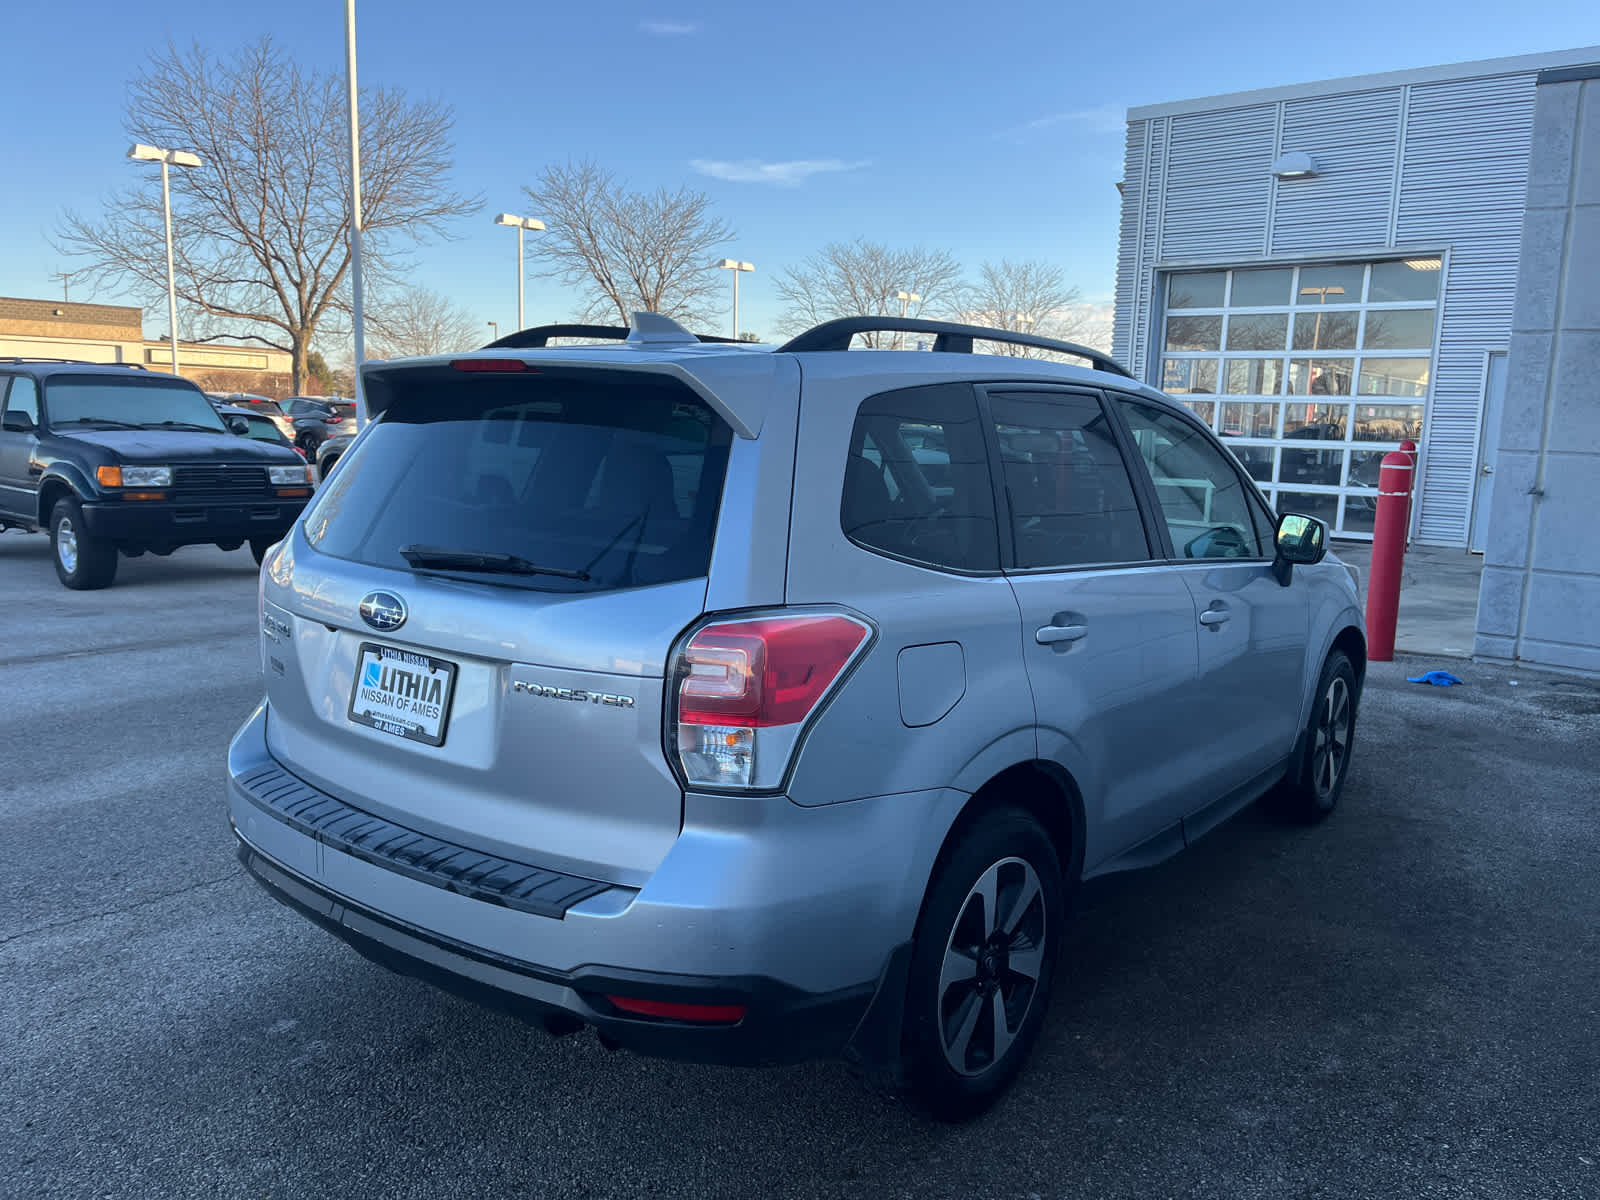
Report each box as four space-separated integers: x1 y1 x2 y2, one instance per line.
1 0 1595 348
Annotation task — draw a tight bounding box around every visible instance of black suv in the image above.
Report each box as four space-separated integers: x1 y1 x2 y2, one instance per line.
285 396 358 455
0 360 314 589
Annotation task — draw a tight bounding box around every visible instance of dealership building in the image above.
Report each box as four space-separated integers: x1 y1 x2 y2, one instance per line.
1112 46 1600 674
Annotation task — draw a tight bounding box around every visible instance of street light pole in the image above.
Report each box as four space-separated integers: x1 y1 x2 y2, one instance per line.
487 321 499 343
128 144 202 376
712 259 755 338
345 0 368 427
894 290 921 350
495 214 546 331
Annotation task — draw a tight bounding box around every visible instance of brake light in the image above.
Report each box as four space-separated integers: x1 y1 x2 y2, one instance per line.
451 358 533 373
605 996 746 1024
669 612 872 790
323 414 341 424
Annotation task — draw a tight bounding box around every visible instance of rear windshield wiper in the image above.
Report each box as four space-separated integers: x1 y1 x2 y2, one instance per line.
55 417 142 430
398 544 591 581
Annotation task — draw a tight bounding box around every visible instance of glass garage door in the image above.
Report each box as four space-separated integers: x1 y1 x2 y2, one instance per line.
1159 258 1438 538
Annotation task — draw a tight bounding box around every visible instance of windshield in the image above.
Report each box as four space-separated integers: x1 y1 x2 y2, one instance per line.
44 376 228 432
241 414 289 443
302 369 732 592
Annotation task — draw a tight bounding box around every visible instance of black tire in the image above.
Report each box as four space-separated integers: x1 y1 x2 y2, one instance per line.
296 434 319 458
1270 650 1359 823
318 453 339 482
901 807 1063 1122
50 497 118 590
215 539 243 552
249 536 278 566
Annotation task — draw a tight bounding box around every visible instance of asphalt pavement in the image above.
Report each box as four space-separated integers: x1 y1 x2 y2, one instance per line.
3 529 1598 1200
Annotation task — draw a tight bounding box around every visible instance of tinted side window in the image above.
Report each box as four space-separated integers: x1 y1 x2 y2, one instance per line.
842 383 999 573
1116 398 1270 559
3 376 40 425
988 390 1150 569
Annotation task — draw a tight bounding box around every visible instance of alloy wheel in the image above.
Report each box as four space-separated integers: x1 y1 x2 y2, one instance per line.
1312 676 1352 801
57 516 79 574
937 856 1047 1077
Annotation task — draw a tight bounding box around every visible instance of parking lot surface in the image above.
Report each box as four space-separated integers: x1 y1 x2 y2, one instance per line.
3 530 1598 1200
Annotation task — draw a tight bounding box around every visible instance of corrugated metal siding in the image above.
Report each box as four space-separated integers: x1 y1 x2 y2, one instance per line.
1272 89 1402 252
1109 67 1540 547
1398 74 1535 543
1112 122 1146 370
1159 106 1276 259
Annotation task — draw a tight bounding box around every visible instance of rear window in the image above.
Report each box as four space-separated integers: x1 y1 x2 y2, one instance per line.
302 369 732 592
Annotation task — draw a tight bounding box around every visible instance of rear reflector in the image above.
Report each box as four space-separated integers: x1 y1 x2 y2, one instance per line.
605 995 747 1024
451 358 532 373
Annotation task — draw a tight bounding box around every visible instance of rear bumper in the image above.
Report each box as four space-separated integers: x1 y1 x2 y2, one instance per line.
81 497 305 544
237 839 890 1066
228 702 960 1067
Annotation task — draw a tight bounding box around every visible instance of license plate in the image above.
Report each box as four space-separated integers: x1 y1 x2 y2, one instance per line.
348 643 458 746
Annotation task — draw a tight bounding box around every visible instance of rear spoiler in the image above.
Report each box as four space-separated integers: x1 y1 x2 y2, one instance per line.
359 352 785 440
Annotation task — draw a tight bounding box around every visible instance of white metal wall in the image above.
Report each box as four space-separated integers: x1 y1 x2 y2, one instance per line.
1114 69 1539 545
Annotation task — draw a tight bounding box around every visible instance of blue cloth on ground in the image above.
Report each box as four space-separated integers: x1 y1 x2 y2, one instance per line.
1407 670 1463 686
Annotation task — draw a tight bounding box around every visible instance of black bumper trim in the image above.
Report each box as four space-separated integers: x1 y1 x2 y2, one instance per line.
79 499 304 542
237 840 882 1067
235 760 609 919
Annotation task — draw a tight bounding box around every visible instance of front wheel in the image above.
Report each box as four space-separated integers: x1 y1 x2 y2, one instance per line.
1270 650 1359 822
249 536 278 566
50 498 118 589
901 808 1063 1121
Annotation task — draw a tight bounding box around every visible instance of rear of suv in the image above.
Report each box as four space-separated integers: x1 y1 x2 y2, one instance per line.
229 315 1365 1119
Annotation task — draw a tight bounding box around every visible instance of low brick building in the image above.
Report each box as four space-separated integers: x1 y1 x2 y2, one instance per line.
0 297 292 397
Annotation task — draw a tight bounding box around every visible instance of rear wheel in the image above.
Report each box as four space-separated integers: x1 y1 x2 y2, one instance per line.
901 808 1062 1121
1271 650 1358 822
249 536 278 565
50 498 118 589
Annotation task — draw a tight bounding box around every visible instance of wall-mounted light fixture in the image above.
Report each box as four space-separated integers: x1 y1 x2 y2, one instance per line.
1272 151 1318 179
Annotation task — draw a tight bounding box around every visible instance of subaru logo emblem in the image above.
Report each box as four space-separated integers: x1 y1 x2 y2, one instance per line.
358 591 407 632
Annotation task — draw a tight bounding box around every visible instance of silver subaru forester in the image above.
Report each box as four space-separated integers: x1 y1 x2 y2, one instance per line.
229 314 1364 1120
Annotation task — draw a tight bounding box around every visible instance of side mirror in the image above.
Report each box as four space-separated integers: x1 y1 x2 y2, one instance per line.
1272 512 1328 586
2 411 36 433
226 416 249 435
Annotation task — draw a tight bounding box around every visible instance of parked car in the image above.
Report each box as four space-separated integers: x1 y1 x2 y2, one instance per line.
216 403 302 456
208 392 295 442
229 315 1365 1120
285 396 358 456
0 360 315 588
316 432 354 481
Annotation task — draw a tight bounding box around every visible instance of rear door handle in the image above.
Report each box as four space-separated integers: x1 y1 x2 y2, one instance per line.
1198 607 1231 628
1035 624 1088 645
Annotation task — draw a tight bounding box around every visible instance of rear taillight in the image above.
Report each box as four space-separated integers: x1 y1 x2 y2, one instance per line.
668 611 872 790
323 414 341 424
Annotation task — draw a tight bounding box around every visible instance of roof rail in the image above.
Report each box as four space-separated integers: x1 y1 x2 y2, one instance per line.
775 317 1133 378
1 357 146 368
483 321 741 350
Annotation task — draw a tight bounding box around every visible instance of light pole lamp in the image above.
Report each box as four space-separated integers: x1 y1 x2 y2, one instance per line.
494 213 545 332
711 259 754 338
128 143 202 375
894 290 921 349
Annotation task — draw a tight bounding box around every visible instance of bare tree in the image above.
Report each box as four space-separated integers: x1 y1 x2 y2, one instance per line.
773 240 964 346
59 38 477 393
958 259 1087 356
522 161 733 328
367 287 484 358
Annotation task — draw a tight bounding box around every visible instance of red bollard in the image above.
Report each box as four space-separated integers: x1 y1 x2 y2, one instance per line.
1366 450 1415 662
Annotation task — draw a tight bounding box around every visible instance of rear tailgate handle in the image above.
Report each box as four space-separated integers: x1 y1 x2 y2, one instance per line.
1035 623 1088 645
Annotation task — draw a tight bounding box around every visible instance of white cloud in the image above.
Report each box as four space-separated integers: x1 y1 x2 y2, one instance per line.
1008 103 1128 139
640 20 697 34
689 158 870 186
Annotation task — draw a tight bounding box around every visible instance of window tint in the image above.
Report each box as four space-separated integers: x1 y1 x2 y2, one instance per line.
989 391 1149 569
303 369 731 592
841 383 999 573
1116 399 1270 559
3 376 40 424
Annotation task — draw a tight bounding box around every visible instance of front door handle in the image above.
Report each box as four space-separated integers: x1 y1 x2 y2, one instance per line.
1198 607 1231 628
1035 624 1088 645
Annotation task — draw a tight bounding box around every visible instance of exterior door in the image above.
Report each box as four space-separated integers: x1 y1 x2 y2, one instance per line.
1113 396 1309 803
982 387 1204 869
1470 352 1507 554
0 375 41 519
